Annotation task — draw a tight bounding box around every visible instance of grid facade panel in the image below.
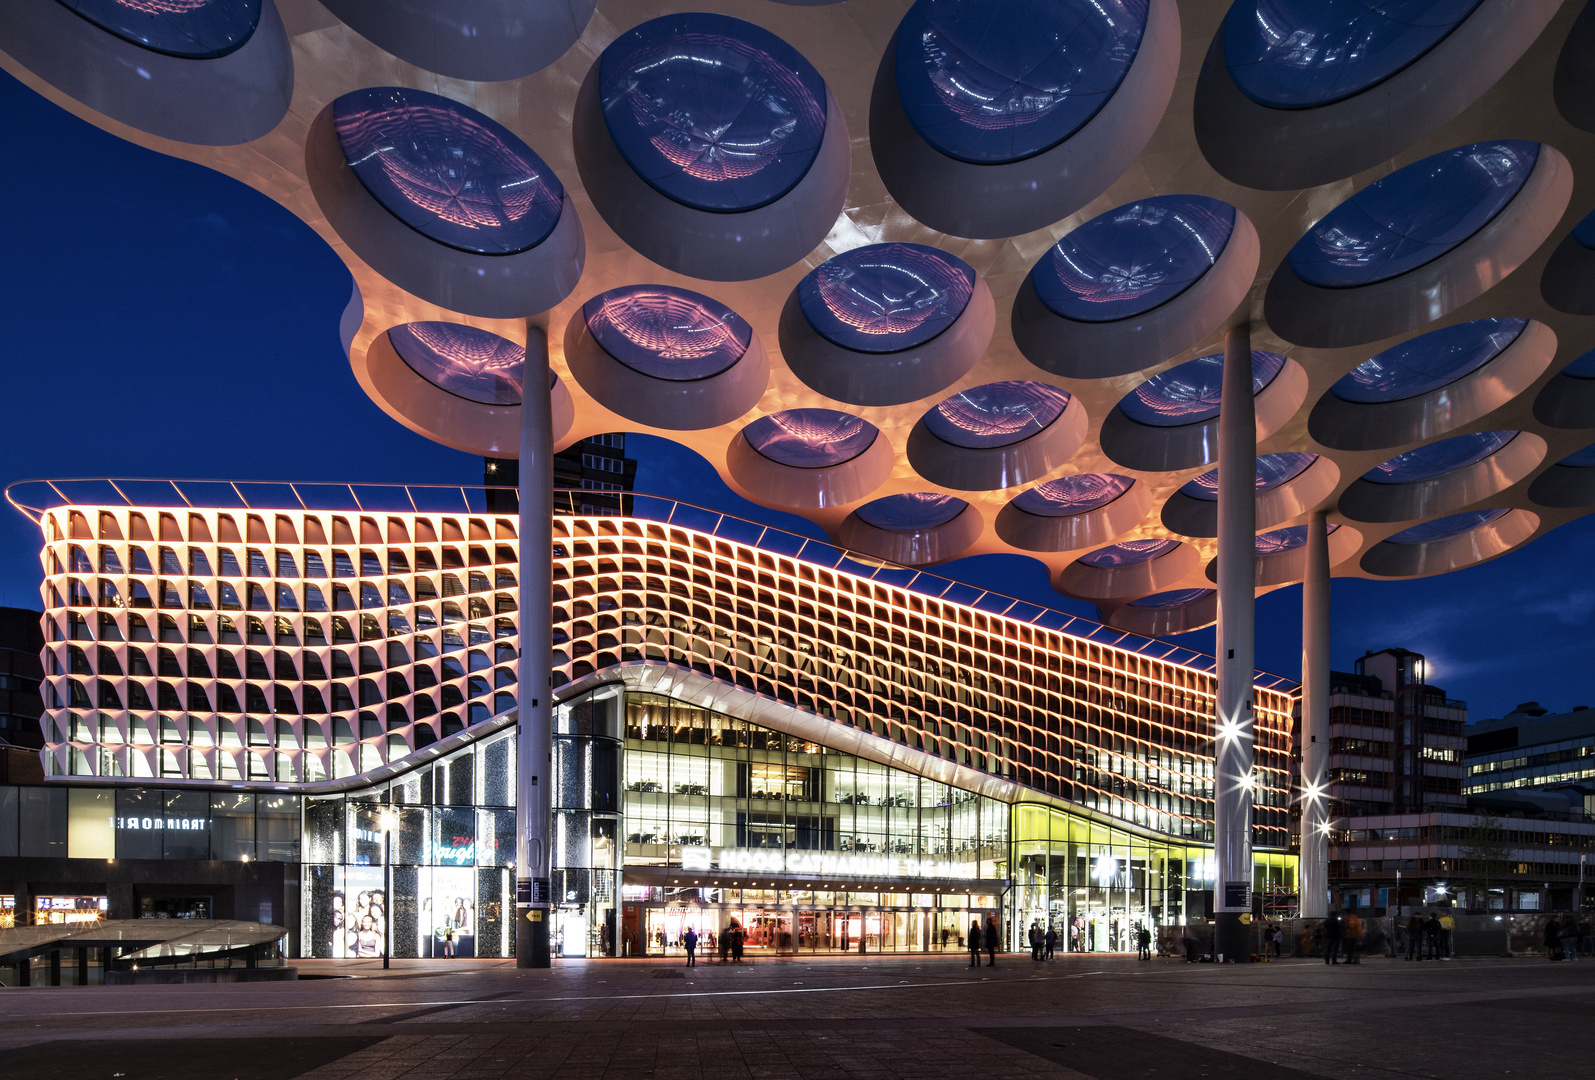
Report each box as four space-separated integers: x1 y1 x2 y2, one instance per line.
31 503 1294 848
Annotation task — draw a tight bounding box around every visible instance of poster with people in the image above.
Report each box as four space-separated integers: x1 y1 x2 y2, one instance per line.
335 867 386 959
422 868 476 958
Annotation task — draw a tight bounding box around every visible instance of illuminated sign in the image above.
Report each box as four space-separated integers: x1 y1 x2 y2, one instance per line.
113 816 208 831
679 846 978 881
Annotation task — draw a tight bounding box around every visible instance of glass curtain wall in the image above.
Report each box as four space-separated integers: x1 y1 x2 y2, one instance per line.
1010 804 1296 952
612 690 1008 958
552 685 623 958
302 726 515 958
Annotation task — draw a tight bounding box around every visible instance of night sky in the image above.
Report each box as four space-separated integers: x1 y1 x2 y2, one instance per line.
2 69 1591 723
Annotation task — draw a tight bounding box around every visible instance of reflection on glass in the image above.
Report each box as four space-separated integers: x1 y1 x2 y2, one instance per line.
924 382 1069 449
855 492 968 532
583 285 752 381
1118 351 1285 427
798 243 976 353
1034 195 1236 322
598 12 828 212
743 409 879 468
1287 141 1539 288
1180 452 1318 501
894 0 1150 164
1011 474 1134 517
1077 538 1178 568
60 0 261 59
388 323 534 405
1128 587 1213 608
334 86 565 256
1384 507 1509 544
1331 318 1526 402
1362 430 1516 484
1224 0 1484 109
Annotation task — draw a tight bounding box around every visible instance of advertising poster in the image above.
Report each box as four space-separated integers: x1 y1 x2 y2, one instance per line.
337 867 386 959
422 867 476 958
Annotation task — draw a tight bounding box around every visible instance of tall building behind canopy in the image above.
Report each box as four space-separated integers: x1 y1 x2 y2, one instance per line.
4 481 1297 955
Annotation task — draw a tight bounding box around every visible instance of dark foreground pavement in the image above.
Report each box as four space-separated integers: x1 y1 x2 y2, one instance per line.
2 953 1588 1080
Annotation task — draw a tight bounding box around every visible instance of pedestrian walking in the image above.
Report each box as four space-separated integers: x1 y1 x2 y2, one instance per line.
1137 924 1152 961
984 913 999 967
1044 924 1058 961
1405 913 1423 961
968 919 982 968
683 926 698 967
1343 910 1363 965
732 924 745 963
1322 911 1343 965
1560 917 1579 962
1579 915 1594 958
1545 916 1563 961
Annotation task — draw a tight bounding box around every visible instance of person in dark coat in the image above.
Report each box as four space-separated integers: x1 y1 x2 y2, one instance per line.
1545 917 1563 960
1322 912 1342 965
683 926 698 967
1405 913 1424 961
1044 925 1058 961
983 914 999 966
1424 912 1442 960
1182 932 1200 963
969 919 982 968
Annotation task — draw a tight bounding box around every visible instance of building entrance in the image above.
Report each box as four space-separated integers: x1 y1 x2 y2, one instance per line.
630 896 992 957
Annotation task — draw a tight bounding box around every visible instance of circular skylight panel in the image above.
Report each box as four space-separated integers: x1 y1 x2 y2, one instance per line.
1223 0 1485 110
743 409 879 469
334 87 565 256
1362 430 1516 484
1563 348 1595 379
893 0 1150 164
60 0 261 58
1331 318 1528 403
923 382 1070 449
1033 195 1237 322
854 492 968 532
1129 587 1214 608
1179 451 1318 501
597 12 828 213
1558 442 1595 467
1384 507 1509 544
1078 538 1178 568
388 323 531 405
1011 474 1135 517
797 244 977 354
1287 140 1539 288
582 286 753 381
1119 351 1285 427
1253 523 1339 555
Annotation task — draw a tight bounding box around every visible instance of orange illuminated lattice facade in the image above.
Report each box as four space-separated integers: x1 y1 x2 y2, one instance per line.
28 496 1295 849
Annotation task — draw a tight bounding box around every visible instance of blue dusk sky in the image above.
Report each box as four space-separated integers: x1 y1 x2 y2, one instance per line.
0 69 1590 724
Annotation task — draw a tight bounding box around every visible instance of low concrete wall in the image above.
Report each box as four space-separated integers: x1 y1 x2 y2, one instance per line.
105 966 297 985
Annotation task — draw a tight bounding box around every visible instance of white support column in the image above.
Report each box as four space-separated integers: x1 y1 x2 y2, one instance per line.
1300 509 1331 919
1213 324 1256 961
515 326 554 968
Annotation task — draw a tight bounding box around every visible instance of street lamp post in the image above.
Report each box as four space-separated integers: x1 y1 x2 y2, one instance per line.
381 807 397 971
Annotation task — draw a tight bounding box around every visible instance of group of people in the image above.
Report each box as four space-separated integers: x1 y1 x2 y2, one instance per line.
679 922 746 965
1025 922 1058 960
967 914 1000 966
1543 915 1593 961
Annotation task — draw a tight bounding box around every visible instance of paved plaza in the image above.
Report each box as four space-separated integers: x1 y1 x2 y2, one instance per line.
2 953 1588 1080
